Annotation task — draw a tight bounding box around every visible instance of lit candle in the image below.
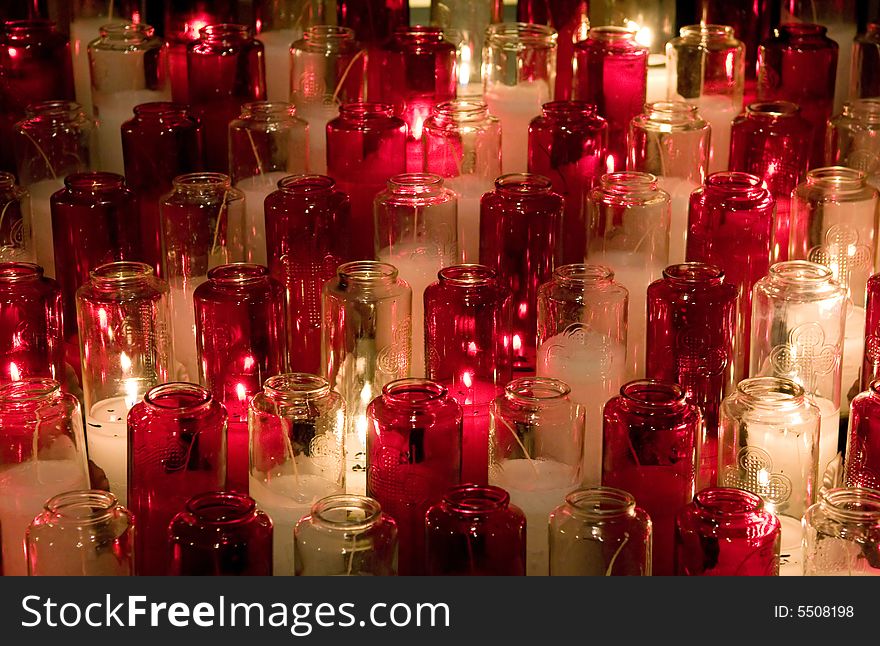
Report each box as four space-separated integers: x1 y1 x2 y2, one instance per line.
657 176 698 265
235 170 290 266
169 276 204 382
444 175 491 264
257 29 300 103
295 99 338 175
694 95 739 173
86 395 133 505
27 178 64 278
70 17 109 115
450 372 498 484
484 79 551 173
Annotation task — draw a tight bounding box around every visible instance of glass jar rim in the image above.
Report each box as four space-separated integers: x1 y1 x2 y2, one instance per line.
98 22 155 40
564 487 637 518
599 171 660 194
679 24 737 40
43 490 119 526
207 262 270 286
746 101 800 118
442 484 510 515
339 102 395 120
387 173 444 194
25 100 86 120
382 378 448 406
486 22 557 49
264 373 331 400
2 19 58 34
806 166 868 190
495 173 553 195
0 377 61 404
199 23 252 41
132 101 191 119
183 491 257 525
0 262 43 282
144 382 213 412
819 487 880 523
843 99 880 123
90 261 155 285
620 380 686 406
337 260 399 284
311 494 384 530
778 22 828 38
240 101 297 120
553 263 614 285
277 174 336 193
432 100 490 122
588 25 638 41
767 260 834 286
693 487 765 517
505 377 570 402
305 25 355 40
541 100 598 119
172 172 232 191
64 172 126 192
736 377 806 406
438 264 496 287
662 262 725 284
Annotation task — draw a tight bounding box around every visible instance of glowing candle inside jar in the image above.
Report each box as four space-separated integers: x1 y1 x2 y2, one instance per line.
657 176 698 265
169 276 205 383
28 178 64 278
694 95 739 173
258 30 300 103
445 175 491 264
86 395 133 506
484 80 550 174
449 372 498 484
235 171 289 266
295 99 338 175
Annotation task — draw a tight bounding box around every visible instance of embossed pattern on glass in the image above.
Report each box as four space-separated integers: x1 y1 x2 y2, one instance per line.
803 487 880 576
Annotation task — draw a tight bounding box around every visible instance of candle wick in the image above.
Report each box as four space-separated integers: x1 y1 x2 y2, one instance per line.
245 128 266 177
20 130 58 180
279 416 300 485
209 189 229 261
332 49 367 103
498 416 540 478
605 531 630 575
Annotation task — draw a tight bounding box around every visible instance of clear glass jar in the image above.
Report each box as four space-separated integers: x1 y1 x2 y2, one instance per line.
517 0 588 100
0 172 33 262
26 490 133 576
294 494 398 576
322 261 411 496
586 171 670 380
803 487 880 576
249 373 346 576
483 23 557 174
375 173 457 378
536 264 627 486
548 486 652 576
430 0 503 94
827 100 880 190
489 377 584 576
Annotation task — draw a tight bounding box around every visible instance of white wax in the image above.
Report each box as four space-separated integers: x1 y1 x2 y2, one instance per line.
0 460 89 576
250 473 344 576
86 397 130 506
258 30 299 103
490 458 577 577
646 55 668 104
445 175 490 263
296 100 338 175
778 514 804 577
95 89 169 174
694 95 739 173
236 171 289 266
842 305 866 415
814 396 841 488
537 328 625 486
657 176 697 265
169 277 205 383
71 18 109 115
27 178 64 278
484 80 550 174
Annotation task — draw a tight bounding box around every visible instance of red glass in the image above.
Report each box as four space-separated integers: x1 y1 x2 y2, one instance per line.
528 101 607 264
187 24 266 172
862 274 880 392
844 380 880 489
122 102 204 277
646 263 736 490
424 265 512 484
674 487 781 576
479 173 564 373
265 175 351 373
326 103 406 260
366 378 462 575
0 20 73 172
517 0 589 100
425 484 526 576
729 101 811 263
573 27 648 173
194 263 285 493
336 0 408 47
852 23 880 100
50 172 139 339
686 172 775 382
128 382 227 576
169 491 273 575
602 380 701 576
757 23 839 169
0 262 62 384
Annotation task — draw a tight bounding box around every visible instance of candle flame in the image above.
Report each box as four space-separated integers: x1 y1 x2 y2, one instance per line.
512 334 523 352
356 414 368 447
243 355 255 371
123 378 140 411
9 362 20 381
467 341 478 356
235 382 248 402
98 308 109 331
462 371 473 389
120 351 132 373
458 43 472 86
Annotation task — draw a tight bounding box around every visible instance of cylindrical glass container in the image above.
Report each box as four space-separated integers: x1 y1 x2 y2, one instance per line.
803 487 880 576
483 23 557 174
827 99 880 190
422 100 500 263
374 173 457 377
602 380 701 576
585 171 670 380
335 0 409 48
480 173 564 373
128 382 227 576
77 261 173 504
88 22 170 175
195 263 286 493
326 102 406 260
751 261 846 483
187 24 266 172
719 377 821 563
430 0 503 94
851 24 880 100
366 378 462 575
322 261 411 497
161 172 245 382
26 490 133 576
845 379 880 490
50 172 140 338
13 101 94 279
628 101 709 265
265 174 351 374
536 264 627 485
674 487 781 576
646 263 737 489
229 101 309 266
294 494 398 575
425 265 512 485
729 101 812 263
0 262 63 385
0 378 89 576
757 23 839 169
122 102 203 277
489 377 584 576
425 484 526 576
528 101 607 264
862 274 880 392
548 486 652 576
169 491 273 575
249 373 345 576
0 172 31 263
667 25 745 173
686 171 775 382
573 27 649 173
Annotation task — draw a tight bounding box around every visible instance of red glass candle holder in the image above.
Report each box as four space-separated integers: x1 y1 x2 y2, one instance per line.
366 378 462 575
169 491 273 575
686 172 775 382
573 27 648 173
844 381 880 489
602 380 701 576
336 0 408 47
675 487 781 576
528 101 607 264
646 263 737 490
187 24 266 172
479 173 564 373
425 484 526 576
128 382 227 576
862 274 880 392
424 264 512 484
326 103 406 260
0 262 63 385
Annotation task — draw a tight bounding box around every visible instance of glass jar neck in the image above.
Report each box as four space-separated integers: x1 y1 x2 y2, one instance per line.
387 173 444 198
486 22 557 51
565 487 637 520
778 23 829 42
746 101 800 121
99 22 155 43
337 261 398 288
495 173 553 197
133 102 191 123
144 382 213 414
541 100 598 122
183 492 257 526
767 260 835 292
339 102 395 122
432 100 490 127
805 166 867 193
262 373 331 403
172 172 232 196
278 174 336 195
442 485 510 516
438 264 496 288
44 490 119 526
662 262 724 287
239 101 297 123
644 101 701 127
600 172 659 198
207 263 270 288
704 172 768 200
504 377 570 405
311 495 383 531
0 262 43 283
620 380 687 412
843 99 880 125
0 377 62 410
304 25 356 48
736 377 806 411
381 378 449 411
199 23 252 45
693 487 764 518
3 19 59 40
90 261 154 289
394 25 445 47
553 263 614 288
64 172 126 195
818 488 880 525
25 100 86 124
589 26 637 44
679 24 736 42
